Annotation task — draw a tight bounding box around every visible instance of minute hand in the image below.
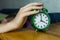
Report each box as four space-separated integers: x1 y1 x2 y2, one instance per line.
40 13 42 21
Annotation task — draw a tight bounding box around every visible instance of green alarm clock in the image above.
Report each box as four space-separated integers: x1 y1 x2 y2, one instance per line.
30 8 51 31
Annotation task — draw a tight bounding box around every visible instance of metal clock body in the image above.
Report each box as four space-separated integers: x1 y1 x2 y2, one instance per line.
30 8 51 30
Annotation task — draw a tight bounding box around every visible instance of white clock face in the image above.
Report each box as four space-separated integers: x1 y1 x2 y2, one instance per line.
34 13 49 29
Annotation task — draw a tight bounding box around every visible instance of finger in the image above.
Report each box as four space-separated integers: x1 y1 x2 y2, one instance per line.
23 6 43 12
28 2 43 6
21 2 43 10
24 10 39 16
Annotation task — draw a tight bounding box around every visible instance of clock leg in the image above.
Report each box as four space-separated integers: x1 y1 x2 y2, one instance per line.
35 29 38 32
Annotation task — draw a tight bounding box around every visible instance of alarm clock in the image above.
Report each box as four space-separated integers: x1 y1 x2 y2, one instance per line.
30 8 51 31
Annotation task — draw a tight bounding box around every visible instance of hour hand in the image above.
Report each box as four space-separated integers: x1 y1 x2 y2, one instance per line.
41 20 47 24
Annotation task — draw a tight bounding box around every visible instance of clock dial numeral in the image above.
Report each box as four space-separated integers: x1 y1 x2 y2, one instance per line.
44 25 45 27
38 25 39 28
41 26 42 28
43 14 44 16
45 17 47 18
46 20 48 21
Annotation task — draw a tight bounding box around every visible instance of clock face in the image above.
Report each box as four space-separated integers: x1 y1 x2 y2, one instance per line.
31 13 50 30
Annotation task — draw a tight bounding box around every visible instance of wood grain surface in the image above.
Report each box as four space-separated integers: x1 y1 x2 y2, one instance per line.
0 22 60 40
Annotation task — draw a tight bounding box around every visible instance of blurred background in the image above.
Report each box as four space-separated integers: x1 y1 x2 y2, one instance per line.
0 0 60 22
0 0 60 13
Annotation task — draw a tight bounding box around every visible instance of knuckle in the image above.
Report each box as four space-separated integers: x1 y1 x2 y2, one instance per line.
20 7 23 10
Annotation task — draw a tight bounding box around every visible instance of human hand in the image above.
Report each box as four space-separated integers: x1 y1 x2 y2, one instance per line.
18 2 43 18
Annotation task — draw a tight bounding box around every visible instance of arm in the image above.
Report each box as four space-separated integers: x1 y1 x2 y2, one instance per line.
0 2 43 33
0 14 27 33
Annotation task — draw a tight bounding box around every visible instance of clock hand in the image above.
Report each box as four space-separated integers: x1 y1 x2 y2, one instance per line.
40 13 47 24
41 20 47 24
40 13 44 22
40 13 42 21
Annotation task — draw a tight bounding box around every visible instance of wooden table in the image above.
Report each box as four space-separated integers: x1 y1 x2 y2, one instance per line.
0 22 60 40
